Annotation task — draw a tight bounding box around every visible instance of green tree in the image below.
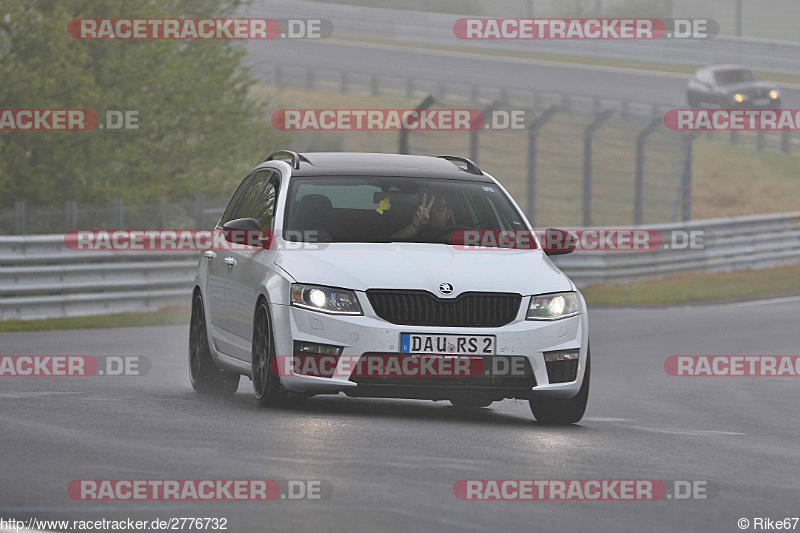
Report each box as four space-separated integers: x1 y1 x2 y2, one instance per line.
0 0 279 207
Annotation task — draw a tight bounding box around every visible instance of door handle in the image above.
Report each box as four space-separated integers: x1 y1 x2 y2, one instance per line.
224 257 237 267
203 251 216 260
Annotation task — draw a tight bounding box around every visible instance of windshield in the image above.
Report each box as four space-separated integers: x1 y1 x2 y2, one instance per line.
714 69 757 85
283 176 530 245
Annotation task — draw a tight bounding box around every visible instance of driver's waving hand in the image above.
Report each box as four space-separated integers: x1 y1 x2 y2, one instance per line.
391 192 453 242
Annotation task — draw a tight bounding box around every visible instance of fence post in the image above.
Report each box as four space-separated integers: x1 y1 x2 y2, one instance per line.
679 131 699 222
527 105 562 224
14 201 26 235
756 130 764 151
370 74 379 96
339 71 348 93
781 130 791 153
583 110 614 227
620 100 630 121
113 198 124 228
470 100 503 164
160 197 168 229
274 64 282 88
436 82 446 102
634 117 662 225
470 85 478 104
65 201 77 231
195 194 205 228
398 94 435 155
305 67 314 90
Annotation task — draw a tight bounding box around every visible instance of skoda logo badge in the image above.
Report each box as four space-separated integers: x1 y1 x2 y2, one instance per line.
438 283 454 295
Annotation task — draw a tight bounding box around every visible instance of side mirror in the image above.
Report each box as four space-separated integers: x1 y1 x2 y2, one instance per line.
222 218 271 248
543 227 578 256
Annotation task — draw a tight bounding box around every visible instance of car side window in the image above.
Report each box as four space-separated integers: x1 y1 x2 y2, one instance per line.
219 174 254 227
252 172 279 230
232 170 270 221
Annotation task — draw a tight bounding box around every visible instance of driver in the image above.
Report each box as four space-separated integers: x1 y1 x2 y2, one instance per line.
391 191 453 242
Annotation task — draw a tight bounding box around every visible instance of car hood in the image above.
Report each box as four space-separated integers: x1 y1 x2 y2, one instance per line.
274 243 573 296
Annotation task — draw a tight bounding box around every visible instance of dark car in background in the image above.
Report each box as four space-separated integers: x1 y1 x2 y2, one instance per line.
687 64 781 109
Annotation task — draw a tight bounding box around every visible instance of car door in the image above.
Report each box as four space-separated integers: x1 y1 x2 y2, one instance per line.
205 172 254 341
221 169 278 360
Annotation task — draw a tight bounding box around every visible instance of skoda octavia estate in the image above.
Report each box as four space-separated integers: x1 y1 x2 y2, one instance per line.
189 151 590 424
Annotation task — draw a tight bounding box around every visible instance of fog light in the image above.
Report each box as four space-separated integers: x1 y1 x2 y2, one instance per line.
733 93 744 104
293 341 343 356
770 89 779 100
544 350 579 362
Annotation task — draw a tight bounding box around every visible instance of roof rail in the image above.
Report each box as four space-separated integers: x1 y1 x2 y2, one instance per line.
265 150 302 169
436 155 483 175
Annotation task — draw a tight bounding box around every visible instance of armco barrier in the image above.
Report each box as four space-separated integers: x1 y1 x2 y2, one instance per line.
1 211 798 320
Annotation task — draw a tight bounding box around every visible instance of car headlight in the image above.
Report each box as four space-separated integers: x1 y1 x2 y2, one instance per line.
291 284 363 315
526 292 580 320
770 89 780 100
733 93 745 103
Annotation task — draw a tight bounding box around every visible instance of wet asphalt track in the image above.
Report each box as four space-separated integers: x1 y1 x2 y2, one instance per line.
2 297 799 532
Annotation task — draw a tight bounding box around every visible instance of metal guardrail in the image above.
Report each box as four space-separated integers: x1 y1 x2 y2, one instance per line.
551 211 800 284
0 236 197 320
1 211 798 320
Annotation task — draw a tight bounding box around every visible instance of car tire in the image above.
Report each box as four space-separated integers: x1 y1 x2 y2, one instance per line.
529 349 590 425
449 398 493 410
252 300 305 408
189 292 240 395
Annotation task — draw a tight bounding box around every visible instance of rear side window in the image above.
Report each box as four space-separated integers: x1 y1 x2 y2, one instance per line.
252 172 279 229
219 174 254 227
232 170 271 221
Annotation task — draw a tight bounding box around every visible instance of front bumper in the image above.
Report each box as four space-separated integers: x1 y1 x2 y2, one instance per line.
730 98 781 109
270 294 589 400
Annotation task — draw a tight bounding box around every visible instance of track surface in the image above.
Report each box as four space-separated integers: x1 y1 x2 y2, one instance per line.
242 34 800 109
2 298 799 532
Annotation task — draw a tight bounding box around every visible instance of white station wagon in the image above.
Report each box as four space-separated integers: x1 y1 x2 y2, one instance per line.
189 151 590 424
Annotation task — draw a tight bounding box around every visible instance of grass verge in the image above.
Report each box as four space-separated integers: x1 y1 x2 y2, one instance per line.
0 306 191 333
581 263 800 306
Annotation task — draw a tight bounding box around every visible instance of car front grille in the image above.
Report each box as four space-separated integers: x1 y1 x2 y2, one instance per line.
366 290 521 327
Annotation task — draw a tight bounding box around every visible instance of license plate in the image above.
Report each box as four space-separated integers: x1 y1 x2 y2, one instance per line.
400 333 495 355
753 98 770 106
